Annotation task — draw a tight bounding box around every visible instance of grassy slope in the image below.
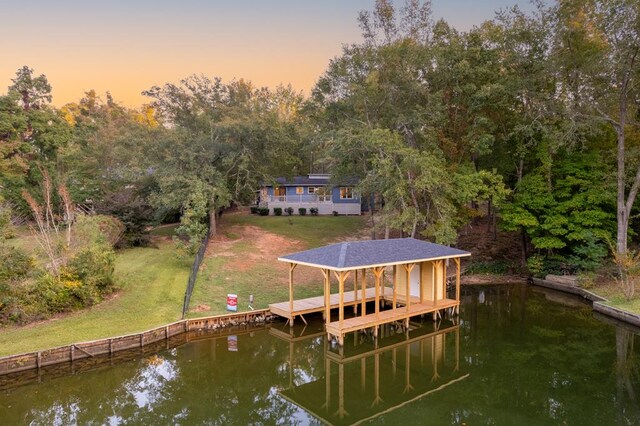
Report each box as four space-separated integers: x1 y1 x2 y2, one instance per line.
188 214 366 317
0 240 190 356
589 282 640 315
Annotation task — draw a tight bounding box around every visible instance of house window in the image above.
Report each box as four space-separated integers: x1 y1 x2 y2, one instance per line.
340 187 354 199
316 187 330 202
296 187 304 194
274 187 286 201
308 187 316 194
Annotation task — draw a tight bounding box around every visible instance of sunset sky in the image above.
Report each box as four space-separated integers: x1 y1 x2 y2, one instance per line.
0 0 533 107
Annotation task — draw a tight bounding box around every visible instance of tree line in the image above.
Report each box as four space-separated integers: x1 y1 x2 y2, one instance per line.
1 0 639 308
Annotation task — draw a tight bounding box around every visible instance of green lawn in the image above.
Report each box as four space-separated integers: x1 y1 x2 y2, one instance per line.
187 213 367 317
149 223 180 237
0 214 366 356
0 241 190 356
605 297 640 314
589 282 640 315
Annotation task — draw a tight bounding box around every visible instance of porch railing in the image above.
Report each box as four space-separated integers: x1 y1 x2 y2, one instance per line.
268 195 332 203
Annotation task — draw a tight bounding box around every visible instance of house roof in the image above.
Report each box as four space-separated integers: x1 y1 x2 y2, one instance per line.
274 176 330 186
278 237 470 271
261 175 359 187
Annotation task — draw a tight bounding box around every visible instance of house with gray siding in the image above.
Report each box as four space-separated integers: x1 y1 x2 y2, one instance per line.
258 174 361 215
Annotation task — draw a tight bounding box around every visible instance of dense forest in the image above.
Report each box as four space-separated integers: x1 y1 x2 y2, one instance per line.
1 0 639 323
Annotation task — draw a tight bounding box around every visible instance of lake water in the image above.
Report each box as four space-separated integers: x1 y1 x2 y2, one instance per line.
1 284 639 425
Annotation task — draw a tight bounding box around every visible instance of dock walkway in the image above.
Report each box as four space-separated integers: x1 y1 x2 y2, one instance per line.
269 287 394 322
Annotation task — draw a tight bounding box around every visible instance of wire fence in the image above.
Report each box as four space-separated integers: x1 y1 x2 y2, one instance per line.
181 220 212 319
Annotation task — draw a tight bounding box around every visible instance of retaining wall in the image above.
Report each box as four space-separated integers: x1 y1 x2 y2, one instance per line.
0 309 274 377
530 277 640 329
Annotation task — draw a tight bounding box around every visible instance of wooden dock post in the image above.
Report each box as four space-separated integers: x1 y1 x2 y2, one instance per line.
373 267 383 316
361 269 366 316
353 270 358 315
392 265 397 310
455 258 461 315
404 263 415 312
322 269 330 324
289 263 297 326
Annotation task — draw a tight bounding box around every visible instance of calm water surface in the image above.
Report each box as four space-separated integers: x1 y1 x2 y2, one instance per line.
1 284 639 425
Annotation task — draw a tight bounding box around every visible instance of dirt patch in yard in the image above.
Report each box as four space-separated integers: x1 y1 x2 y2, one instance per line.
192 304 211 312
206 225 305 276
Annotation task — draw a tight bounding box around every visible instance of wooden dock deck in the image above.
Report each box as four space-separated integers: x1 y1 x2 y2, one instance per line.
269 286 395 321
326 298 459 343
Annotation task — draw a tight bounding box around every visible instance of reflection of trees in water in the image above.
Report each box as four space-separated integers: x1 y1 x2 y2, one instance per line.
20 354 184 424
453 284 640 425
5 329 309 424
4 287 640 424
616 327 640 424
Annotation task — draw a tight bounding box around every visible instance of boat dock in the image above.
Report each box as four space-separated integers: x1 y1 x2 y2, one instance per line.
270 238 470 345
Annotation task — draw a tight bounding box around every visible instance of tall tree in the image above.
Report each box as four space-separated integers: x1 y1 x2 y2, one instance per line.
554 0 640 255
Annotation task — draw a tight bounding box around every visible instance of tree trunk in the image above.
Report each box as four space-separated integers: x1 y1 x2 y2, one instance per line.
517 158 524 184
209 208 217 238
617 124 627 255
369 195 376 240
520 229 528 267
486 197 492 234
492 207 498 241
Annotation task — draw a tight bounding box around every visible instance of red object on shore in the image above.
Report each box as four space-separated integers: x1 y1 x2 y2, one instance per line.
227 294 237 311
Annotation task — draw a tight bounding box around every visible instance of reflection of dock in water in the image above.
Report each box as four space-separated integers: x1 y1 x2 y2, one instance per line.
275 321 467 425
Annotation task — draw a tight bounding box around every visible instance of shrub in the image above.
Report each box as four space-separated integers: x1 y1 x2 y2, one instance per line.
285 207 294 216
0 215 120 325
466 261 509 275
298 208 307 216
273 207 283 216
577 271 597 289
0 245 33 282
68 245 116 292
258 208 269 216
310 207 319 216
332 211 339 216
527 254 545 278
250 206 259 214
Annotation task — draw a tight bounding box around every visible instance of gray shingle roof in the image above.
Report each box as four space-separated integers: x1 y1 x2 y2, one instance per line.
261 176 359 186
278 238 470 270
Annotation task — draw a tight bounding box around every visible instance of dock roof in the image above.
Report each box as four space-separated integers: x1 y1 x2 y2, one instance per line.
278 237 470 271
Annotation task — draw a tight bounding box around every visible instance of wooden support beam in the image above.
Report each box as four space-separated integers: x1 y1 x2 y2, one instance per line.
361 269 367 316
392 265 397 310
403 264 415 312
354 270 358 315
420 262 424 303
289 263 297 325
373 267 383 316
455 258 461 311
333 270 351 329
404 345 414 393
372 353 382 407
324 356 331 410
337 364 347 419
443 259 447 298
455 326 460 372
431 261 436 306
322 269 330 329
